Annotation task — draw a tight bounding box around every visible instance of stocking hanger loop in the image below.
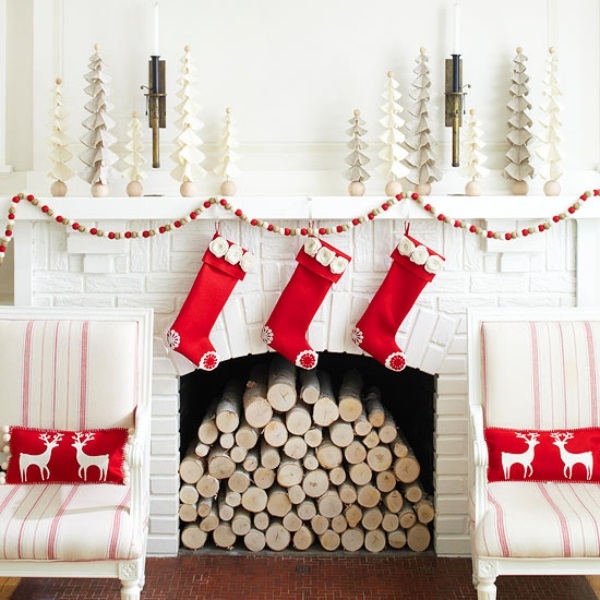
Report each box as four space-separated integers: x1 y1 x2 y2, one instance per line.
307 196 315 233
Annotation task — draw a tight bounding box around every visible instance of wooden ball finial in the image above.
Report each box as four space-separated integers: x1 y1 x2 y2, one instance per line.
132 110 139 118
55 77 62 85
94 43 100 51
225 107 232 114
353 109 360 117
184 45 190 52
549 46 556 54
387 70 394 78
469 108 476 116
516 46 523 53
420 47 426 55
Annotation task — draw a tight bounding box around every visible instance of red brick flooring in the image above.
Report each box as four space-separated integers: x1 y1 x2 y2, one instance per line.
9 553 598 600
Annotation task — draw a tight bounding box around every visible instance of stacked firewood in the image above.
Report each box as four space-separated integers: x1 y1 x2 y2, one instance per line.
178 355 434 553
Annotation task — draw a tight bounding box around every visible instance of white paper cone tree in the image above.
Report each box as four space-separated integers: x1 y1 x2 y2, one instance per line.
170 45 205 197
459 108 489 196
536 47 563 196
48 77 74 197
214 107 240 196
376 71 409 196
344 109 370 196
123 111 147 197
503 47 534 195
404 48 441 196
78 44 119 197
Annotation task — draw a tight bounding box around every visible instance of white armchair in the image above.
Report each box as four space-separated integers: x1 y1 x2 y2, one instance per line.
468 308 600 599
0 307 153 600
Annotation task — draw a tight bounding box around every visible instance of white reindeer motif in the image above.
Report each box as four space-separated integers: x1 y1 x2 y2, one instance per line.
501 432 540 479
550 432 594 480
19 432 64 482
71 432 109 482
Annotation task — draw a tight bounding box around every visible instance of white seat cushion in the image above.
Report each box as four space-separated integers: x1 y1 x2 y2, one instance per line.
0 484 143 561
476 481 600 558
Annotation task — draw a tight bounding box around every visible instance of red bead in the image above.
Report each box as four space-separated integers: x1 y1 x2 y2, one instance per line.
352 218 360 226
595 189 600 196
300 228 308 236
284 228 291 236
568 206 576 214
319 227 326 235
367 213 375 220
143 230 150 238
454 220 461 228
108 232 115 239
424 204 432 212
381 203 389 211
267 224 274 231
580 194 588 201
336 225 343 233
411 193 419 200
174 220 181 228
552 215 560 223
235 209 243 217
505 233 512 240
203 201 212 208
487 231 494 238
26 194 34 201
7 214 15 220
219 198 227 206
72 223 79 230
469 225 477 233
4 230 12 237
11 196 20 203
158 226 166 234
437 214 445 221
125 231 132 238
538 224 545 232
55 215 63 222
0 246 5 253
41 205 49 213
90 228 97 235
522 229 529 236
251 219 258 226
395 194 404 201
189 212 197 219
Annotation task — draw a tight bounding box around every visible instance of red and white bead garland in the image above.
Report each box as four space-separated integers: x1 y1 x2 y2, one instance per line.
1 189 598 267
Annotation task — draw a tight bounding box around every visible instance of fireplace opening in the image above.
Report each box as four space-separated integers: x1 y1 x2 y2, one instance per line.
178 352 435 553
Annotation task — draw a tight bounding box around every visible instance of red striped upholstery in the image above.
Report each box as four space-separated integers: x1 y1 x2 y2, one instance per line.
478 320 600 558
0 484 142 560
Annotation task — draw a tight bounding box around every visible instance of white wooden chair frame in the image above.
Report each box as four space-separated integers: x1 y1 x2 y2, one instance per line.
0 307 153 600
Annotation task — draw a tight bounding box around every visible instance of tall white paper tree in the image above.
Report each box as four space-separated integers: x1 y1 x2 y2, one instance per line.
214 107 240 196
123 111 147 197
503 47 534 195
48 77 74 197
459 108 489 196
404 48 441 195
170 45 205 197
344 109 370 196
536 47 563 196
376 71 409 196
78 44 119 197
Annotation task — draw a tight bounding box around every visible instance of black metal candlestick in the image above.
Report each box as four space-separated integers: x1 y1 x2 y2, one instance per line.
143 55 166 168
445 54 466 167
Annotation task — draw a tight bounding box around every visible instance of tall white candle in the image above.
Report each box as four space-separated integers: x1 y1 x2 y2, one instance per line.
153 0 160 55
453 1 460 55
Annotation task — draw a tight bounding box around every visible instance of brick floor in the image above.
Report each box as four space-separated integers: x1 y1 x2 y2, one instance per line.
9 553 598 600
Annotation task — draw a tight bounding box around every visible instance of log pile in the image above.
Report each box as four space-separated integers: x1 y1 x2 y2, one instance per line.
179 355 434 553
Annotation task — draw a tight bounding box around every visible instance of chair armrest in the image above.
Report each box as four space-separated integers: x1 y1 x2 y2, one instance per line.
128 409 151 469
469 404 489 524
127 408 151 533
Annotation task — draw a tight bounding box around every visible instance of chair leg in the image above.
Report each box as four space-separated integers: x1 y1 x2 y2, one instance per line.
476 576 497 600
120 580 142 600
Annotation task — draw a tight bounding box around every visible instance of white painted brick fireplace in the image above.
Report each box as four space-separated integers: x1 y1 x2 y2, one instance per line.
4 193 600 557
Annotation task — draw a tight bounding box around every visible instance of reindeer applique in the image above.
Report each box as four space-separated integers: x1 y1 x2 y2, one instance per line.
550 432 593 480
19 432 64 482
71 432 109 482
501 432 540 479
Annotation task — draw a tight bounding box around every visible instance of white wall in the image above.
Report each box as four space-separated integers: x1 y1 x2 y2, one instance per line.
1 0 599 195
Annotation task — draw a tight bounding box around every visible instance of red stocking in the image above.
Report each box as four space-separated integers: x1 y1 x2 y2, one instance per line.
351 230 445 371
167 233 255 371
262 237 351 370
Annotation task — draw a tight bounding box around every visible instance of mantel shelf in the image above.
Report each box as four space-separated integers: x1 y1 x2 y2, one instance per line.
3 195 600 222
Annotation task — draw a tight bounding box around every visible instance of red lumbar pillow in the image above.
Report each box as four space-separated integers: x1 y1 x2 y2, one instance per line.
485 427 600 483
3 426 129 485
